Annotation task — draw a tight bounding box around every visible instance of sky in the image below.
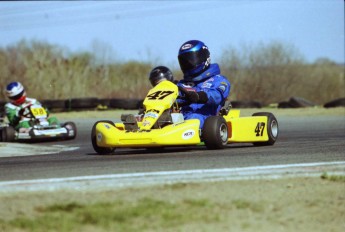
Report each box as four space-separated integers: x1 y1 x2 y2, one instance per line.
0 0 344 68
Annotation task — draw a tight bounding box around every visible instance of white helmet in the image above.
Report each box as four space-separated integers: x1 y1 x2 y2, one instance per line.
6 82 26 104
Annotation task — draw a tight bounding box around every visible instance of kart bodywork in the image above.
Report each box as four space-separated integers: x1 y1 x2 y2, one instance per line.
0 103 77 142
91 81 278 154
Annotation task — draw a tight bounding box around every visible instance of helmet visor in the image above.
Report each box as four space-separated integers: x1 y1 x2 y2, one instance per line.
150 76 165 87
8 90 25 100
178 49 209 73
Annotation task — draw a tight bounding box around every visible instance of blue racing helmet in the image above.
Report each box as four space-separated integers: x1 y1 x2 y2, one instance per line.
178 40 211 80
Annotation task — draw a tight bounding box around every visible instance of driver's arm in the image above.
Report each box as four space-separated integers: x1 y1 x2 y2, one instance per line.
4 104 20 126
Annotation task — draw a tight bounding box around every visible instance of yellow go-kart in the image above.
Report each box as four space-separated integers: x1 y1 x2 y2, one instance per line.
91 81 278 154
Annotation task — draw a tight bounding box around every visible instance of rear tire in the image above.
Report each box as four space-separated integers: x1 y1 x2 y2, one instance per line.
252 112 278 146
1 126 16 142
91 120 115 155
202 116 228 149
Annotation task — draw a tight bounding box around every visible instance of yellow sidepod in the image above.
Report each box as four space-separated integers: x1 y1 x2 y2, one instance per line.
95 120 201 148
228 116 269 143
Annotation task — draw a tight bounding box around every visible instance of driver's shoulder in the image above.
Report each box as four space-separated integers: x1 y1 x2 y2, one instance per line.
5 102 17 109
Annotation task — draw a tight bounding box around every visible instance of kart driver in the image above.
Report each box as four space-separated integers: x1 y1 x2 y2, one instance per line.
4 81 59 133
176 40 231 129
136 66 175 119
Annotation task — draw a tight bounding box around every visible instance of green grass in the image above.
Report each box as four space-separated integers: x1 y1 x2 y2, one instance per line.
1 177 344 232
5 197 220 232
321 173 345 182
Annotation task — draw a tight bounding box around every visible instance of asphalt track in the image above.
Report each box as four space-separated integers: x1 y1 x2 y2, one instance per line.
0 114 344 183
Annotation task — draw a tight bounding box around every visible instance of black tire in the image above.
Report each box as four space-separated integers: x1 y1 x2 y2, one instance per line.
278 101 293 108
252 112 278 146
91 120 115 155
288 97 315 108
63 121 77 140
202 116 228 149
146 147 165 153
231 101 262 108
66 98 100 110
41 99 66 112
324 98 345 108
109 99 142 110
1 126 16 142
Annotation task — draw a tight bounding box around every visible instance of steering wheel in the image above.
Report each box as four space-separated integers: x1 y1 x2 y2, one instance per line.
18 104 33 118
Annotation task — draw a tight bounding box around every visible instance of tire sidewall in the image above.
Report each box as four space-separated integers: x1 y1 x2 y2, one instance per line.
202 116 228 149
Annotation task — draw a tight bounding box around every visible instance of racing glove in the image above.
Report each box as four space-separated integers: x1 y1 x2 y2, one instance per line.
184 91 208 104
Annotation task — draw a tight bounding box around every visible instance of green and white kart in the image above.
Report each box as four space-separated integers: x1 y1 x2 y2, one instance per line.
0 102 77 142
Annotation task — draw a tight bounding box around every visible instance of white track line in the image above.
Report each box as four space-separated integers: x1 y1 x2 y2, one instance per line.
0 161 344 192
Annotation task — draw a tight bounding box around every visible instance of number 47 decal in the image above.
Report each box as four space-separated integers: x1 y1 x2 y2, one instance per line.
147 90 174 100
255 122 265 136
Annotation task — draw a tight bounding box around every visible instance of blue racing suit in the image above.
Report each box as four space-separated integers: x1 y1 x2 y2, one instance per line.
177 63 231 129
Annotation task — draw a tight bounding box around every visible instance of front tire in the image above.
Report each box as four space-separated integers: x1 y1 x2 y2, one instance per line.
91 120 115 155
63 121 77 140
202 116 228 149
252 112 278 146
